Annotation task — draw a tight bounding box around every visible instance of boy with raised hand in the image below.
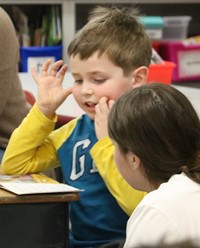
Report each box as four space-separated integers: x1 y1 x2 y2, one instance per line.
2 5 152 248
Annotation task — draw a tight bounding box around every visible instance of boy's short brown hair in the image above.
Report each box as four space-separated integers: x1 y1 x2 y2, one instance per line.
68 5 152 76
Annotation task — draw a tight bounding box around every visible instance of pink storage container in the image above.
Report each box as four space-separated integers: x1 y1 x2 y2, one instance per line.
158 41 200 82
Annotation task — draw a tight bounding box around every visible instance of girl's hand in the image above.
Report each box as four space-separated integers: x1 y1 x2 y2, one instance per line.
31 59 73 118
94 97 115 140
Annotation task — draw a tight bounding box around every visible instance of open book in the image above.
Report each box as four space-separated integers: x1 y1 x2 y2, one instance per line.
0 174 82 195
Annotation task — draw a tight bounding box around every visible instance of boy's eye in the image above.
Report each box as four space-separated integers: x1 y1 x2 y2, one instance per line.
93 78 106 84
74 79 83 84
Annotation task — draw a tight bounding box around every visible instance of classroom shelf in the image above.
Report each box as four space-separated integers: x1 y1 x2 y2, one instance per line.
1 0 200 63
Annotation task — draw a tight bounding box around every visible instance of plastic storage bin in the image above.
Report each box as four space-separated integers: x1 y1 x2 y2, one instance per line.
20 45 62 72
147 61 176 85
140 16 164 40
158 41 200 82
163 16 192 40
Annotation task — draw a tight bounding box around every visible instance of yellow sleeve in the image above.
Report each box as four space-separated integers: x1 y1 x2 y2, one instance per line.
90 137 147 216
2 103 59 175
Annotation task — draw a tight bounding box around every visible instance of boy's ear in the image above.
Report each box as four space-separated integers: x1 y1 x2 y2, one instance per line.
131 66 149 88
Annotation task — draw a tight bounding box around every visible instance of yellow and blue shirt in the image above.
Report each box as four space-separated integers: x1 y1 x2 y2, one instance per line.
2 104 146 247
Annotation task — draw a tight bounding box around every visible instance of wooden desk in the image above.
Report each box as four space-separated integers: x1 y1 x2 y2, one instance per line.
0 189 79 248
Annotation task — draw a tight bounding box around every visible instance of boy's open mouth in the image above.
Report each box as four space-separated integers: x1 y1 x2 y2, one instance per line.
85 102 97 111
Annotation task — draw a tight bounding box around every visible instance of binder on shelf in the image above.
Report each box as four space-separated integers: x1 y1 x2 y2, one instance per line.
48 5 62 46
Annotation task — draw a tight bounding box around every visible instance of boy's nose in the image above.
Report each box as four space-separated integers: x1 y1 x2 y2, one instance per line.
81 83 94 95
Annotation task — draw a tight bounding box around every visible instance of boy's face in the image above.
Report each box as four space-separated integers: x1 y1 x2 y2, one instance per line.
70 52 135 119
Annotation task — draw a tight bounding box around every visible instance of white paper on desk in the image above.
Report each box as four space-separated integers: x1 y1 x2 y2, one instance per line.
0 182 82 195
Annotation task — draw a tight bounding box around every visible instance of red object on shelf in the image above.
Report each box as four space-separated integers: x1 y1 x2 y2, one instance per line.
152 41 162 52
147 61 176 85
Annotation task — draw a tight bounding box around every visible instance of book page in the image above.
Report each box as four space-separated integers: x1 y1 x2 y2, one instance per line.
0 182 82 195
0 173 58 184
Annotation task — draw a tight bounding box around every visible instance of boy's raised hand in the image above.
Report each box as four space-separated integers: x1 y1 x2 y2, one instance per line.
94 97 115 140
31 59 73 118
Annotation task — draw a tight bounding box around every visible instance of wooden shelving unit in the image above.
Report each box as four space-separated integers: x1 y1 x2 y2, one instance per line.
0 0 200 63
